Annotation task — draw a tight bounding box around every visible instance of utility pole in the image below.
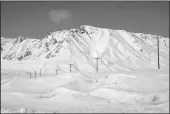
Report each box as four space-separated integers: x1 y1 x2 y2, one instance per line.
157 36 160 69
94 57 100 72
69 64 73 73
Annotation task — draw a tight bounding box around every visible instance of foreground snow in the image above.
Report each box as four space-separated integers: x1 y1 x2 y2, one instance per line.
1 59 169 113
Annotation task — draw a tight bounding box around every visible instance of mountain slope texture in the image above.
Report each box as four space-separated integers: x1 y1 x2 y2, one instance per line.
1 25 169 71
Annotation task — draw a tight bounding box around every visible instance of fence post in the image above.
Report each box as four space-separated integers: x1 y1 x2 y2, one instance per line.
35 71 36 78
56 69 58 75
40 69 41 77
30 73 32 78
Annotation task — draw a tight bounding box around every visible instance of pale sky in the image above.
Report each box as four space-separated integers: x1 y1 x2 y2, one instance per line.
1 1 169 38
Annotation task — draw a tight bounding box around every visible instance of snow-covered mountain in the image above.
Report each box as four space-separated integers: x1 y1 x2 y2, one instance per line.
1 25 169 71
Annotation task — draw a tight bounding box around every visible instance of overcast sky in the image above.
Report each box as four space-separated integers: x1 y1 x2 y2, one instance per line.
1 1 169 38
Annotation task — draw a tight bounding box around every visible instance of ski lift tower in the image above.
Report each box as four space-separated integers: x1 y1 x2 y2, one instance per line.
83 28 100 72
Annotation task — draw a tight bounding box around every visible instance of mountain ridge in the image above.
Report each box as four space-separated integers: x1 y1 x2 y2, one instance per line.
1 25 169 71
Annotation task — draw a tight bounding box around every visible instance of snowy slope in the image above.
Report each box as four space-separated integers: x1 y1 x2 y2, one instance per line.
1 25 169 113
1 25 169 71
